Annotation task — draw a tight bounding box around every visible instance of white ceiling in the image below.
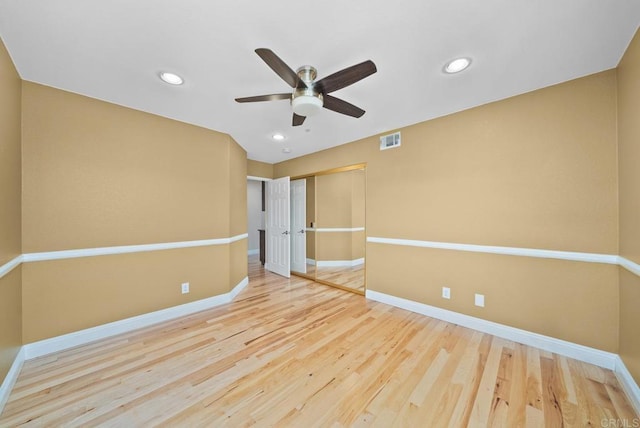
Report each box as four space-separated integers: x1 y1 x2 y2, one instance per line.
1 1 639 164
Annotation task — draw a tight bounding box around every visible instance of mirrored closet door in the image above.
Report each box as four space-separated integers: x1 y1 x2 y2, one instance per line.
290 164 366 295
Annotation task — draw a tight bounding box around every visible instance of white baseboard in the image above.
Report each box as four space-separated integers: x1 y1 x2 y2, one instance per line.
24 276 249 360
306 258 316 266
365 289 618 370
0 347 25 415
229 276 249 300
615 355 640 415
248 249 259 256
317 258 365 267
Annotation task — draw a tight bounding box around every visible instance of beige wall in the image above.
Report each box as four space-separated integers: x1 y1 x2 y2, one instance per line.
0 37 22 384
229 138 249 290
306 177 315 227
315 231 365 262
276 70 620 352
316 172 352 228
306 231 316 260
351 169 365 228
276 71 618 254
0 268 21 384
352 230 365 261
306 177 316 259
619 29 640 266
230 239 248 291
247 180 262 252
247 159 274 179
619 269 640 383
22 247 230 342
20 82 248 341
315 170 366 262
617 28 640 383
368 244 618 351
351 170 366 260
230 138 248 238
0 38 21 264
22 82 236 251
317 233 354 262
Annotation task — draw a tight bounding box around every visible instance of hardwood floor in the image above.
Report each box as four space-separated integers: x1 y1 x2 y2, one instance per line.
1 257 637 426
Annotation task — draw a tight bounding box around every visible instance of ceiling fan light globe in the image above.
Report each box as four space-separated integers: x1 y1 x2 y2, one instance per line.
292 95 323 117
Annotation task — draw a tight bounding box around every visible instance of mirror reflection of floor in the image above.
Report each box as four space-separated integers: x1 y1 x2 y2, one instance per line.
291 262 316 278
305 262 316 277
316 264 365 292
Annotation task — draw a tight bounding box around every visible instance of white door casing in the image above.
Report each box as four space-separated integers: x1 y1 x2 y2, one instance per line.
265 177 290 277
290 179 307 273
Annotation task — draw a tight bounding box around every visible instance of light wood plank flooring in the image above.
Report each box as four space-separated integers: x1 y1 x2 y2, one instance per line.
1 257 637 426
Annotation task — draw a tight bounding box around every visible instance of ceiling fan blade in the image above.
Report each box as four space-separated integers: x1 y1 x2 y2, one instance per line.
235 93 291 103
292 113 306 126
255 48 306 89
322 94 365 118
315 60 377 94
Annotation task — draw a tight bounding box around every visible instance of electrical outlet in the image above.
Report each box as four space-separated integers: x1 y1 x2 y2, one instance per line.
442 287 451 299
475 293 485 307
181 282 190 294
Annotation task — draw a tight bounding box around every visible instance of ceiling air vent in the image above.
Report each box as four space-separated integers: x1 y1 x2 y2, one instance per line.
380 132 401 150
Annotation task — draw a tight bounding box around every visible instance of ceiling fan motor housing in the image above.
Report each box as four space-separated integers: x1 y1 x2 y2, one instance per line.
297 65 317 83
292 65 323 116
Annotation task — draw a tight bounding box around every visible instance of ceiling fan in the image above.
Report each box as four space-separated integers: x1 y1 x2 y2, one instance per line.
235 48 377 126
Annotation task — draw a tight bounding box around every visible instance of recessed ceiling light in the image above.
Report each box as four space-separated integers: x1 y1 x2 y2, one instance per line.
159 71 184 85
272 133 285 141
444 58 471 74
282 148 291 153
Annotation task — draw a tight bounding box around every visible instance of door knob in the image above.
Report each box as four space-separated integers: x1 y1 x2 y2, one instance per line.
282 231 289 235
299 229 305 234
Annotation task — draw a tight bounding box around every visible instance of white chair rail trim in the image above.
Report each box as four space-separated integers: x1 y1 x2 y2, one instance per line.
366 236 640 278
0 234 249 280
0 255 22 279
22 234 248 262
316 258 365 267
307 227 365 232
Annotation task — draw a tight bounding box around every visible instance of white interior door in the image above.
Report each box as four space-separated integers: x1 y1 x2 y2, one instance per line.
266 177 290 277
290 179 307 273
